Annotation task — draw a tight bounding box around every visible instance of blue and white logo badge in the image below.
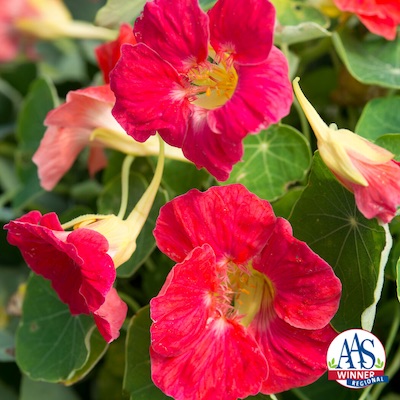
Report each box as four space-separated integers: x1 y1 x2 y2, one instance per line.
327 329 389 389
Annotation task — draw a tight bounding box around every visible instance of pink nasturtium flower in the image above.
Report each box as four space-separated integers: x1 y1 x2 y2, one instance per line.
0 0 38 62
293 77 400 223
151 184 342 399
0 0 115 62
5 138 166 342
334 0 400 40
32 85 185 191
110 0 293 181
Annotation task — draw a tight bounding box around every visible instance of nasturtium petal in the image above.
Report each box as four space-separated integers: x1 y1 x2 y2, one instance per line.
151 245 221 357
134 0 209 73
151 317 267 400
93 288 127 343
213 47 293 142
154 184 276 265
110 43 189 146
182 109 244 181
208 0 275 64
255 316 337 394
255 218 341 330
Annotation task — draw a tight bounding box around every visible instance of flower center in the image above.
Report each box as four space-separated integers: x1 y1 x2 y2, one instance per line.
187 49 238 110
228 264 275 327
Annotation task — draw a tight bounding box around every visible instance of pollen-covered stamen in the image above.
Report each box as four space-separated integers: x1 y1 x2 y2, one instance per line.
187 50 238 110
229 265 275 327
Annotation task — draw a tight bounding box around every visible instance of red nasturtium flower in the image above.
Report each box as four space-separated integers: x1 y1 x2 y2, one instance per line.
333 0 400 40
95 23 136 83
4 211 127 343
110 0 292 181
151 184 342 399
293 77 400 223
6 136 166 342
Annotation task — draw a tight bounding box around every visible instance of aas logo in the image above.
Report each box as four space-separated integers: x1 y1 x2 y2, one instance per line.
327 329 389 389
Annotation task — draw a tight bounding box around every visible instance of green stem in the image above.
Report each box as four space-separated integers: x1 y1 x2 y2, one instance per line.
359 306 400 400
117 155 135 219
126 135 165 224
293 97 311 143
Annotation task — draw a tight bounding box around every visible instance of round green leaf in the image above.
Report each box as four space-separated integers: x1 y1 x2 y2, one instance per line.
333 31 400 88
64 329 108 386
225 124 311 201
124 306 171 400
16 274 95 382
356 97 400 140
20 375 80 400
289 152 387 332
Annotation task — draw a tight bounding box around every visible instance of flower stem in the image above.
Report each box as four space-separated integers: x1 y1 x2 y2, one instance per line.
125 135 165 225
358 305 400 400
117 155 135 219
61 213 111 230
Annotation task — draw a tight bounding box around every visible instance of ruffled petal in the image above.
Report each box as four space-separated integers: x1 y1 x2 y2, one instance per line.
110 43 190 146
208 0 275 64
181 107 243 180
212 47 292 142
154 184 276 264
151 244 223 357
349 159 400 223
251 315 337 394
93 287 128 343
47 85 117 128
67 228 116 313
134 0 208 73
254 218 341 330
151 316 267 400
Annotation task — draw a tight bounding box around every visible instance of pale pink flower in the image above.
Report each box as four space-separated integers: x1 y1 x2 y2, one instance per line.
32 85 185 191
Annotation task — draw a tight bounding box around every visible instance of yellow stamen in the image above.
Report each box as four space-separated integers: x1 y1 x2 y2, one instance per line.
189 49 238 110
